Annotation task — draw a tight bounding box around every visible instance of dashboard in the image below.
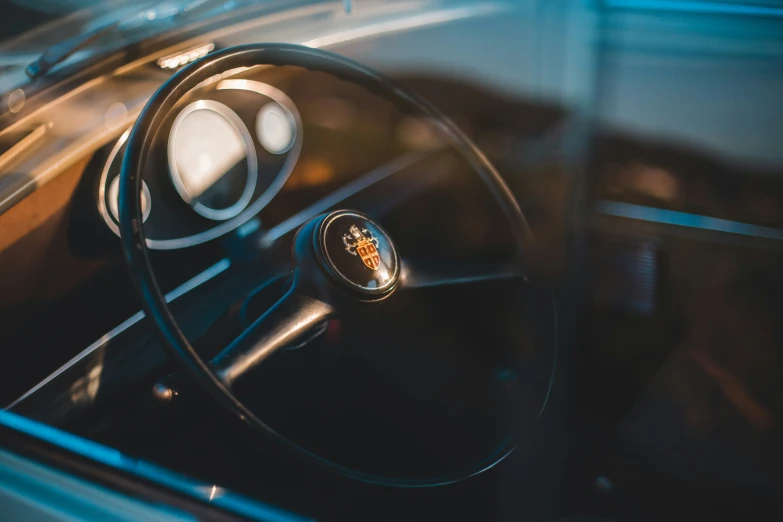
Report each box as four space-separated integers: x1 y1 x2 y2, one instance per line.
97 79 302 249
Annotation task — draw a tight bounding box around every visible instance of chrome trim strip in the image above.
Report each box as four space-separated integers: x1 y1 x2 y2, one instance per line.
216 79 296 105
97 128 131 237
167 99 258 221
261 151 427 246
6 259 232 410
0 123 49 173
299 3 509 48
0 111 140 217
400 266 522 289
603 0 783 17
596 200 783 241
157 42 216 70
107 177 151 224
103 169 152 225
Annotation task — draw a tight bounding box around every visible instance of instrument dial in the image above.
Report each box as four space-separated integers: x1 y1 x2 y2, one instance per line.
256 102 297 155
168 100 258 221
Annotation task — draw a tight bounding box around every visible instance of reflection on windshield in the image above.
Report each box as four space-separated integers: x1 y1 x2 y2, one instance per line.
0 1 58 41
0 0 252 94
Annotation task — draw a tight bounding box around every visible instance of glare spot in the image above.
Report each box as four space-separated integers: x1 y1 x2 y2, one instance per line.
236 218 261 239
395 116 442 150
610 162 680 202
595 475 614 493
68 347 106 404
8 89 25 113
197 484 224 501
104 102 128 131
286 158 333 189
157 43 215 70
171 107 246 198
628 163 679 202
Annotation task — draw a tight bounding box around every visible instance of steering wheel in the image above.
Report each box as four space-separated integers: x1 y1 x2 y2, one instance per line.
119 43 550 487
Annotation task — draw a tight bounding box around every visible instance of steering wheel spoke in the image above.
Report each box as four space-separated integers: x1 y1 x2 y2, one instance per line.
400 259 525 289
210 289 334 387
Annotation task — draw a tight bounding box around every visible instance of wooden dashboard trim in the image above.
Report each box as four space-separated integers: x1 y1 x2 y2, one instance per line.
0 158 108 333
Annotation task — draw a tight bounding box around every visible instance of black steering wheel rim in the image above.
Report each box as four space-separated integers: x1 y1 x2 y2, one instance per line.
119 43 535 487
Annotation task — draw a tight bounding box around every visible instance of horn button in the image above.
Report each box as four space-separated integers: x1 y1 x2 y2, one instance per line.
314 211 400 297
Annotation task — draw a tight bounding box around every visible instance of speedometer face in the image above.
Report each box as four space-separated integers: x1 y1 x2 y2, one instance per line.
168 100 257 221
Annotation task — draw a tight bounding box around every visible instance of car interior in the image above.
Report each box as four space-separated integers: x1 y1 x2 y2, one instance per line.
0 1 781 520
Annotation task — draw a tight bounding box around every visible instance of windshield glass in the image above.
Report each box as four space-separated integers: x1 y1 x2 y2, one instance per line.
1 0 174 47
0 0 270 93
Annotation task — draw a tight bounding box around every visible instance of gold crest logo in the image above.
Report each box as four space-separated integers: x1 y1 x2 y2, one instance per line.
343 225 380 270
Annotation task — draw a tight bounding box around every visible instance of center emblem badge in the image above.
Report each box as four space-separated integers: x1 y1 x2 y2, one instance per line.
317 211 400 295
343 225 380 270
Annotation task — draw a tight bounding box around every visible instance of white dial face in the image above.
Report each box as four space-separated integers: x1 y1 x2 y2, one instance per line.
108 176 150 223
171 109 246 197
168 100 257 221
256 103 296 155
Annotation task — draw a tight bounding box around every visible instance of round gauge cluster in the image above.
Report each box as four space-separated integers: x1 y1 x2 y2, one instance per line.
98 80 302 249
